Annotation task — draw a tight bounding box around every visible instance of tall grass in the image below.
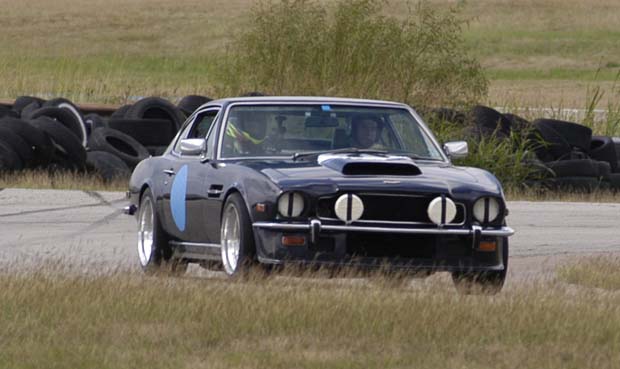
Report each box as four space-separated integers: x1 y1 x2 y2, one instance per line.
225 0 487 107
1 263 620 369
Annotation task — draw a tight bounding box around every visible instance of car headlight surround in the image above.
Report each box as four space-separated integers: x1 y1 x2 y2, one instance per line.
427 196 457 225
473 197 501 224
277 191 305 218
334 193 364 224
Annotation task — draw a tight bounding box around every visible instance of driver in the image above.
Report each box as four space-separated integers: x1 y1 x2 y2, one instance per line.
350 114 384 149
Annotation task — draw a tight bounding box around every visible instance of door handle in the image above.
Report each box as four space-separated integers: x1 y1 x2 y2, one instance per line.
163 169 175 176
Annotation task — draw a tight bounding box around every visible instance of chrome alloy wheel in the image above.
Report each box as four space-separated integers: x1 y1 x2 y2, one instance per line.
137 196 154 267
221 203 241 275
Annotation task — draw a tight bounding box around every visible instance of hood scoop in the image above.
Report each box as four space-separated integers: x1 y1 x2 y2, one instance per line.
318 153 422 176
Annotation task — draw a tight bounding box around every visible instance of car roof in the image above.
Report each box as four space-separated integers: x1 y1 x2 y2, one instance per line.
204 96 410 109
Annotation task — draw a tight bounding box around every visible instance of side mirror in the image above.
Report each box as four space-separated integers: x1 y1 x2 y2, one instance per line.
443 141 468 159
180 138 207 156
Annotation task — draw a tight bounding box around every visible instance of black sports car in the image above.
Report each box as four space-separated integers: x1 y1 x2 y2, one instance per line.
126 96 514 292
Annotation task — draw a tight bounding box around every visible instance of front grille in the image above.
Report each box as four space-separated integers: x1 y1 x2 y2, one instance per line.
317 193 465 224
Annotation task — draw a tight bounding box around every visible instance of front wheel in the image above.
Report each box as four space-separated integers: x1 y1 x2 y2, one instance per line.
451 237 509 295
137 188 187 275
220 193 255 276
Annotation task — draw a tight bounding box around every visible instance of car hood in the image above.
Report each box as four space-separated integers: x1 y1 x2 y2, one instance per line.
240 153 502 197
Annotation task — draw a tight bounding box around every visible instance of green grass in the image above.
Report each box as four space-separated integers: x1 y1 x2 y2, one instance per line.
1 264 620 368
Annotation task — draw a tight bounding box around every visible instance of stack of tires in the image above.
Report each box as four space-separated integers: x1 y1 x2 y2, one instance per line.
427 105 620 192
0 96 191 182
530 119 614 191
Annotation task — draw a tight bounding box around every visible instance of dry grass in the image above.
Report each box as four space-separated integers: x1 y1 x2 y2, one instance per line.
558 256 620 291
0 170 127 192
0 0 619 104
1 261 620 369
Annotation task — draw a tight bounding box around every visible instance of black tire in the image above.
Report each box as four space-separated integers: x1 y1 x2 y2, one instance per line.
0 126 35 167
125 97 185 131
88 127 149 168
503 113 530 133
43 98 88 147
107 118 177 146
146 145 168 156
86 151 131 181
20 101 42 120
12 96 45 115
137 188 187 275
83 113 107 139
470 105 511 138
0 139 23 171
29 117 87 170
177 95 212 117
544 159 600 177
590 136 618 173
533 119 592 152
0 117 54 167
452 237 508 295
612 137 620 161
598 161 612 180
29 106 87 147
609 173 620 190
0 105 19 119
111 104 132 119
531 121 574 161
220 193 256 277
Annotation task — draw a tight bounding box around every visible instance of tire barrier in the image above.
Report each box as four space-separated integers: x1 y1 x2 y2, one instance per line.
424 104 620 192
0 96 187 180
88 127 150 168
2 96 620 193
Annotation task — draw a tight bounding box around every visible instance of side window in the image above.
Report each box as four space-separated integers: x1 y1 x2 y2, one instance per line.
188 110 219 139
173 109 220 154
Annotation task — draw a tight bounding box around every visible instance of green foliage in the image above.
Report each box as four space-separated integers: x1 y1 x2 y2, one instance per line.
580 71 620 136
225 0 487 107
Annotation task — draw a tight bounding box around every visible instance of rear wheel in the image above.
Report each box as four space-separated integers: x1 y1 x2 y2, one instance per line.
137 188 187 275
220 193 255 276
451 238 508 295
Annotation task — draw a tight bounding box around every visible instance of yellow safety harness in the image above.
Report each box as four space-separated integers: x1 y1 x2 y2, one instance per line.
226 122 265 145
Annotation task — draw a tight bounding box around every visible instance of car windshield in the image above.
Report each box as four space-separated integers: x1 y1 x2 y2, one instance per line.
220 104 445 160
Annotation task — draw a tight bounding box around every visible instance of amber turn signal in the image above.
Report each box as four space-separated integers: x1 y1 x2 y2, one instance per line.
281 235 306 246
478 240 497 252
255 203 266 213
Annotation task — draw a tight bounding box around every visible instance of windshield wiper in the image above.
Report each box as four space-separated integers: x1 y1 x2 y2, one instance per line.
292 148 388 161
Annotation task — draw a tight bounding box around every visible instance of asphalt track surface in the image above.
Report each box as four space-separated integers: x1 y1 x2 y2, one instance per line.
1 189 619 285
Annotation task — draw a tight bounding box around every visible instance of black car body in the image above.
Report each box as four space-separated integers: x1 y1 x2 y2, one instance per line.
127 96 514 291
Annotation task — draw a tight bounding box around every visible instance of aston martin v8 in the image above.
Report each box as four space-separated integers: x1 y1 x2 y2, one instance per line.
126 96 514 291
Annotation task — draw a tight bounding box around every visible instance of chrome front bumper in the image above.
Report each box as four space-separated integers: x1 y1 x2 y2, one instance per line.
253 220 514 243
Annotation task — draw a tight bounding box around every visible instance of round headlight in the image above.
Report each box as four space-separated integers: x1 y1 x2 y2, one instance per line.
427 196 457 225
334 194 364 223
473 197 501 223
278 192 305 217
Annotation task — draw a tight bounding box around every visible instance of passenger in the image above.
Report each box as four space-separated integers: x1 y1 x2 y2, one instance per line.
350 114 384 149
225 112 268 155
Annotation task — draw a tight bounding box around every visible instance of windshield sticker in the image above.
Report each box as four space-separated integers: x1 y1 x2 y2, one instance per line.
321 105 331 111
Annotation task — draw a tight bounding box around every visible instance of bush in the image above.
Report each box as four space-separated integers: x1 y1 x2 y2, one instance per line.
225 0 487 107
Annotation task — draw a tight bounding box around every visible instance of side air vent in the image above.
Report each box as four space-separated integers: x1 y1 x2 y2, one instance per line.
341 162 421 176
